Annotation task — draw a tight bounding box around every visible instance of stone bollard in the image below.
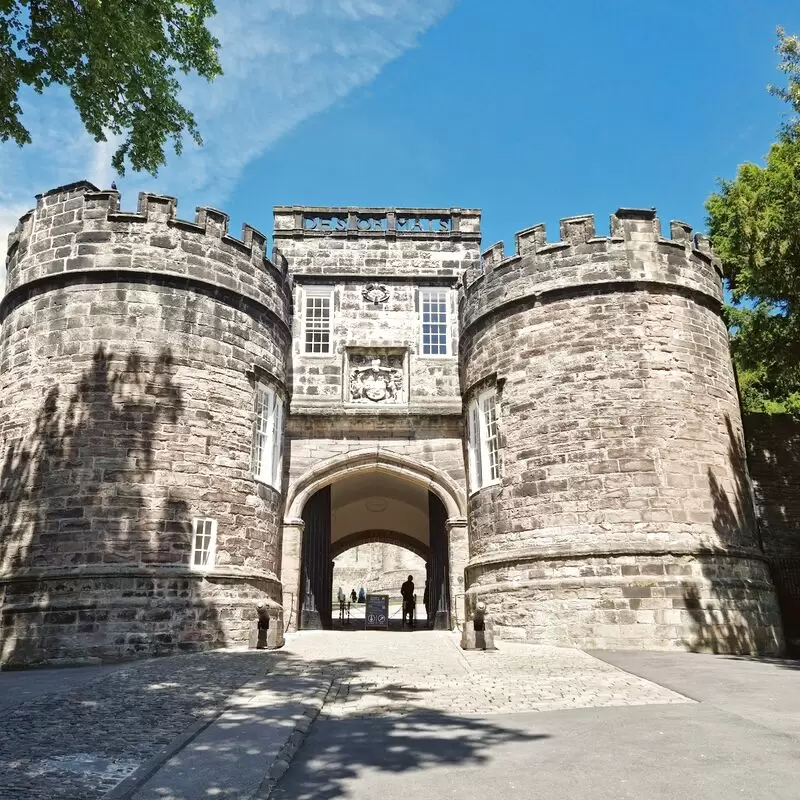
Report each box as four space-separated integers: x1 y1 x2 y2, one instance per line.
460 601 496 651
248 602 286 650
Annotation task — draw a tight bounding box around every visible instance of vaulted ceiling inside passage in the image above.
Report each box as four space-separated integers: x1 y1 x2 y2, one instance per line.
330 471 430 545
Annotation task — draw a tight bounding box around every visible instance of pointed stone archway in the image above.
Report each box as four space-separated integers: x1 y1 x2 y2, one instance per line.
280 449 468 633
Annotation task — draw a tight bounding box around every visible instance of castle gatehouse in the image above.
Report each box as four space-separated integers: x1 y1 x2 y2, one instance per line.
0 181 791 666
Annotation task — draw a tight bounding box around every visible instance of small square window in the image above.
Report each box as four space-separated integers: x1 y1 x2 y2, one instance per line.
191 518 217 568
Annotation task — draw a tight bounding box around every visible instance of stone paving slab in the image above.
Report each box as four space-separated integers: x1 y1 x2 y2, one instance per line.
127 671 332 800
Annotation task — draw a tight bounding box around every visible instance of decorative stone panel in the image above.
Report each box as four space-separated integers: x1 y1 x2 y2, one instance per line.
347 349 406 405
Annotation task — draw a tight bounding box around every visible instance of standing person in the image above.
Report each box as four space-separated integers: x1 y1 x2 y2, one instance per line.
337 586 346 622
401 574 415 629
350 588 357 603
358 587 366 603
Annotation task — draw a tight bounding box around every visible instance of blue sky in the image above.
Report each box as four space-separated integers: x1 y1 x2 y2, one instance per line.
3 0 800 290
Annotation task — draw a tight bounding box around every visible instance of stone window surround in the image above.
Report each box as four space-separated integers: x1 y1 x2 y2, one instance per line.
252 381 285 490
467 386 501 494
302 284 334 355
190 517 217 569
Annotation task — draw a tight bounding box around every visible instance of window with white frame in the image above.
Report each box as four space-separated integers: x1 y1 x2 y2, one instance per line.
191 517 217 568
420 288 449 355
303 286 333 354
252 383 284 489
467 388 501 492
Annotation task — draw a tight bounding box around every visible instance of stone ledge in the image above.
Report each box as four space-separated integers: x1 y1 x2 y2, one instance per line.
289 402 463 417
466 543 771 571
466 573 778 596
0 565 282 584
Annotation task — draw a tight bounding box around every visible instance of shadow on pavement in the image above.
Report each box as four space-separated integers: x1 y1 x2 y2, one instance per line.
270 711 547 800
722 654 800 670
128 649 545 800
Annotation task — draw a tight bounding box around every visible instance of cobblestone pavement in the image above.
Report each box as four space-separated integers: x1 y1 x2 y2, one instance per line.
0 633 691 800
0 651 272 800
282 630 692 719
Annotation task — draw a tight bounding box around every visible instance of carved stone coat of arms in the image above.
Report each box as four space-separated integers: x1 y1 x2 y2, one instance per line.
349 357 403 403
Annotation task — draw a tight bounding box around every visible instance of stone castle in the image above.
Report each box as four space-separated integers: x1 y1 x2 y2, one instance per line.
0 180 797 667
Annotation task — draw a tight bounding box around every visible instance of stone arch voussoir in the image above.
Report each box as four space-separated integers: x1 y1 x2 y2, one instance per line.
285 448 466 521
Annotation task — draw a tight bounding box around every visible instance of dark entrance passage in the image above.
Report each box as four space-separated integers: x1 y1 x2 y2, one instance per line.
299 486 450 630
427 492 451 630
300 484 331 629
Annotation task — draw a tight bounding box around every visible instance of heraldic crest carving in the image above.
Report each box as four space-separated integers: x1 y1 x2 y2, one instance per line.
362 283 390 305
349 355 404 403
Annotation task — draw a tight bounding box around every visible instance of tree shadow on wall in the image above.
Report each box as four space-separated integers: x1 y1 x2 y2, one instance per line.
742 413 800 556
680 414 784 656
0 344 225 667
742 413 800 655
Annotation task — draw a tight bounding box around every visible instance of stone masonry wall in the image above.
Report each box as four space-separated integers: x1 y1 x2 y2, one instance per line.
0 182 291 666
286 416 464 489
273 206 480 414
459 209 783 653
744 413 800 559
275 208 476 632
743 412 800 650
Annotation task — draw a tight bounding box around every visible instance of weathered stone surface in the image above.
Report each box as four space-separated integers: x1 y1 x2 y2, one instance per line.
0 183 291 666
1 188 790 663
459 211 783 654
743 413 800 651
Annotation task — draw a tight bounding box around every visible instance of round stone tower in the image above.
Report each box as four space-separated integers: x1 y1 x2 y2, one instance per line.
459 209 783 653
0 181 291 666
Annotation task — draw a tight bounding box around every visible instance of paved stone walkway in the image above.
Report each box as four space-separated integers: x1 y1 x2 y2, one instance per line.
286 631 691 719
0 651 271 800
0 633 690 800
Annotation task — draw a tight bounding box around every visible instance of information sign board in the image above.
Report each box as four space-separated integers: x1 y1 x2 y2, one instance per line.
365 594 389 630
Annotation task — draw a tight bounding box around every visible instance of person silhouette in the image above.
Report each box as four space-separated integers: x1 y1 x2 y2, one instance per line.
401 574 415 629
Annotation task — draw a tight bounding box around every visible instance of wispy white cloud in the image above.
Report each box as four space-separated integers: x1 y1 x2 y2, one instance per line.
0 0 456 293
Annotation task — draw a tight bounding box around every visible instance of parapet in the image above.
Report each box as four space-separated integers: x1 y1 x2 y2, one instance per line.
273 206 481 241
272 206 482 279
3 182 290 328
460 208 724 332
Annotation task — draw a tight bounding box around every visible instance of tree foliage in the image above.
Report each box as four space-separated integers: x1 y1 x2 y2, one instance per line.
0 0 222 175
706 28 800 415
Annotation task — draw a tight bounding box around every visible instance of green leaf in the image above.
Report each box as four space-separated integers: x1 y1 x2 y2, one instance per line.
0 1 222 175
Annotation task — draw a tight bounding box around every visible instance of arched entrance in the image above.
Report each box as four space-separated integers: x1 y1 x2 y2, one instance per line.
281 450 468 633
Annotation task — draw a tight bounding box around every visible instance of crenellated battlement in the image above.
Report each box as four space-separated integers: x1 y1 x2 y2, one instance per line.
461 208 724 332
7 181 278 273
3 181 290 328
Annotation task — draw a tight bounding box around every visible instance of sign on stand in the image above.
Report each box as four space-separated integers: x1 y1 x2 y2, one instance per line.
365 594 389 630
